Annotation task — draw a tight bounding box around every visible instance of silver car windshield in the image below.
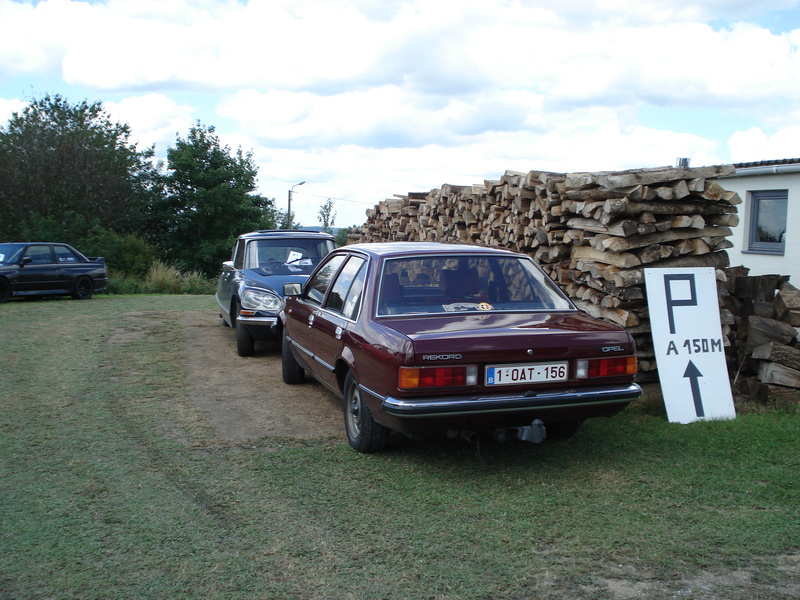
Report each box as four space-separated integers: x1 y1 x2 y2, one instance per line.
377 254 574 316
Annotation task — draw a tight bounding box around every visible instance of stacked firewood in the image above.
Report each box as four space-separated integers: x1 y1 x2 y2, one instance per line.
721 270 800 401
351 164 743 382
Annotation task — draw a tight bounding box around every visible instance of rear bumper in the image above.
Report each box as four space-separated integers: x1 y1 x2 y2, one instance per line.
380 383 642 418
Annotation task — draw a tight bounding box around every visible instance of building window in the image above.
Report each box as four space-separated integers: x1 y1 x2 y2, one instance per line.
748 190 787 255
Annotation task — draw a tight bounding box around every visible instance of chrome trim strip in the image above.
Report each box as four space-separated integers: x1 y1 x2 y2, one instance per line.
288 337 313 360
288 336 336 372
381 383 642 417
236 315 278 326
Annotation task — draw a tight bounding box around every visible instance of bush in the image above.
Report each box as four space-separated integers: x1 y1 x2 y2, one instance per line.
143 261 215 295
105 261 216 295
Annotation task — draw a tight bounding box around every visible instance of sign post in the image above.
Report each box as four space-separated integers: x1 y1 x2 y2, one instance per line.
644 267 736 424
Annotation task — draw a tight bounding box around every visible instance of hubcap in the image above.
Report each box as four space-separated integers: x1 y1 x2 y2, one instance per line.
347 388 362 436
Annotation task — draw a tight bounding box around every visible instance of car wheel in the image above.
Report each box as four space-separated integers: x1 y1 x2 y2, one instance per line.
71 277 93 300
233 302 255 357
0 278 10 303
343 371 389 453
281 330 305 384
547 419 583 440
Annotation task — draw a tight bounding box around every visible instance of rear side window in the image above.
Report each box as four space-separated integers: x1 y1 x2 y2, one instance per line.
54 246 81 263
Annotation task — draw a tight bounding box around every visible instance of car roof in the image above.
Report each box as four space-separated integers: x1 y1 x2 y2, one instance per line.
237 230 336 241
340 242 524 259
2 242 76 248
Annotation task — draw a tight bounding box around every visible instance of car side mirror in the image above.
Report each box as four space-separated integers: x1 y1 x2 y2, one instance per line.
284 282 303 296
20 256 32 267
221 260 234 271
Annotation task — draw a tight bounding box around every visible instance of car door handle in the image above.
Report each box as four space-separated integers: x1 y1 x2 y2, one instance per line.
308 315 315 328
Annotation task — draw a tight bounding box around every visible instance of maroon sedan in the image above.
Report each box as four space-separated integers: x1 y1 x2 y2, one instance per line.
281 242 641 453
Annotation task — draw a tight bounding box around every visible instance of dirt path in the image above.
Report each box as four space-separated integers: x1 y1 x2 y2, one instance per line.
180 311 343 443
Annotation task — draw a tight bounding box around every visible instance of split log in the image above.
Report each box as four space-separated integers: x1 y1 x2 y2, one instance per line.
573 299 640 327
591 165 735 189
599 226 732 253
744 315 798 351
773 285 800 326
757 362 800 387
612 252 730 287
751 342 800 371
603 198 736 217
570 245 641 268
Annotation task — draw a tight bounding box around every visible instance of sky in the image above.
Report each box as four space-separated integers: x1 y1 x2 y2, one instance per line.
2 0 800 228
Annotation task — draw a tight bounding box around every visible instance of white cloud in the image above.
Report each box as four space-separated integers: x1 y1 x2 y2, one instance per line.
728 126 800 162
104 93 196 151
0 97 26 124
2 0 800 229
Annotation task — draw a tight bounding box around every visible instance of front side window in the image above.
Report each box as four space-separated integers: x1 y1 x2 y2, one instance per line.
24 245 53 264
325 256 367 319
232 240 246 269
0 243 25 264
377 254 573 316
306 254 346 305
748 190 788 255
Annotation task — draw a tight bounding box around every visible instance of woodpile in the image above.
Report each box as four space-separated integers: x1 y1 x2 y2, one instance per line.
722 271 800 403
351 164 743 383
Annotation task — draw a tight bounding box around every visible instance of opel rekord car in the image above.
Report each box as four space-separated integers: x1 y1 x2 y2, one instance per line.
0 242 107 303
216 230 336 356
281 242 642 453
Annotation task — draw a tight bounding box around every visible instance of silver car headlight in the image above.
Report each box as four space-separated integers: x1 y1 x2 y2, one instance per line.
241 289 283 312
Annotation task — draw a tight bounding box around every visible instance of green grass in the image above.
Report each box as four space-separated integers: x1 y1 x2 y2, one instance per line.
1 296 799 599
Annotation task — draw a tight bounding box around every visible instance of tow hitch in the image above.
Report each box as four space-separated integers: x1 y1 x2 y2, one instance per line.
494 419 547 444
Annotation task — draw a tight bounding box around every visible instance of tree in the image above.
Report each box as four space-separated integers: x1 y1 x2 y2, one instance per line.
150 122 277 276
318 198 337 234
0 94 161 243
335 226 355 246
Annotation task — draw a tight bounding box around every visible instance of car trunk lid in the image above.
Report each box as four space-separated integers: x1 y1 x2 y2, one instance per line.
380 311 634 365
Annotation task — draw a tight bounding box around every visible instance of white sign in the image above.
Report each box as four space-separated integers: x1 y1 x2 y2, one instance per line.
644 267 736 424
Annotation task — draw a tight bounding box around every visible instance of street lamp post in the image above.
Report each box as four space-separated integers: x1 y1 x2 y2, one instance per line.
287 181 305 229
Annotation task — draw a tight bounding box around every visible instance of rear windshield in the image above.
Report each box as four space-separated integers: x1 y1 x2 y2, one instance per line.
377 254 573 316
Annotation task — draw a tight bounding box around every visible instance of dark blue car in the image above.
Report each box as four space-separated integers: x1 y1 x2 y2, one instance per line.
216 230 336 356
0 242 107 303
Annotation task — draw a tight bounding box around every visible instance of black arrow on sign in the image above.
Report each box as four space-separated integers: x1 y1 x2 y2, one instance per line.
683 360 705 418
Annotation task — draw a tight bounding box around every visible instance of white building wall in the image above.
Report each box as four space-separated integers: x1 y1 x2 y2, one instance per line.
718 167 800 285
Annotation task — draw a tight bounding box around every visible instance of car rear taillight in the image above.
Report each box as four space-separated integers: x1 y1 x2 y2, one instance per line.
575 356 637 378
398 366 478 389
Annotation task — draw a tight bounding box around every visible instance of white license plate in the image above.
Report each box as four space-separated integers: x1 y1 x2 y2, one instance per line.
485 362 568 386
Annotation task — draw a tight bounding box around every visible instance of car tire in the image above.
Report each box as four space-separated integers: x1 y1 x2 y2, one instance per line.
71 277 93 300
0 278 10 303
281 331 305 384
546 419 583 440
343 371 389 453
233 302 255 357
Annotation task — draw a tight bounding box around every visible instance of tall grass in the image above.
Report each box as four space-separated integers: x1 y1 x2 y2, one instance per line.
106 260 216 295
